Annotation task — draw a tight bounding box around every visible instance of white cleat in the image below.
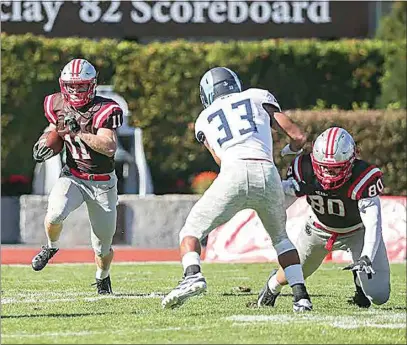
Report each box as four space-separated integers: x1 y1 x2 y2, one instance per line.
293 298 313 312
162 273 207 309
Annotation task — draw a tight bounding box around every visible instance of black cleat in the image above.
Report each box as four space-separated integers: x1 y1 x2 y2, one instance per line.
292 283 312 312
348 284 371 308
348 271 371 308
93 276 113 295
31 245 59 271
257 269 280 307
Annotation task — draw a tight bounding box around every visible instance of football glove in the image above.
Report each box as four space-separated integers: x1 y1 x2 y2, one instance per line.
343 255 375 279
64 114 80 133
33 141 54 163
281 144 303 157
290 179 314 197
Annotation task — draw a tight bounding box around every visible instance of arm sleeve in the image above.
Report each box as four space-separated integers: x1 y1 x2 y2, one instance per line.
358 196 382 261
101 108 123 130
257 89 282 112
92 102 123 129
44 94 58 125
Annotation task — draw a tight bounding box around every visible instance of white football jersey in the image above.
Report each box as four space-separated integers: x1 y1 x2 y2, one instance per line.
195 88 281 162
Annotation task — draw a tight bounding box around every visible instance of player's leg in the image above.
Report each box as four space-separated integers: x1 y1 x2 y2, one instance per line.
259 221 329 307
32 175 84 271
344 231 390 307
162 164 247 309
86 178 118 294
253 164 312 311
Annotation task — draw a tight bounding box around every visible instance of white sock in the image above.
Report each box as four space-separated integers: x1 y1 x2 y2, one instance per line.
181 252 201 274
96 268 109 280
283 264 305 287
268 274 283 294
47 240 59 249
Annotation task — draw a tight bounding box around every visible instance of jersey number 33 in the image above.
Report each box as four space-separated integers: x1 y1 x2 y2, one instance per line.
208 98 257 146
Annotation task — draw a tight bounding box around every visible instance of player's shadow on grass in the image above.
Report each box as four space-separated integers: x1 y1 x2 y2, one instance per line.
380 306 407 311
114 292 165 297
221 292 257 296
1 312 111 319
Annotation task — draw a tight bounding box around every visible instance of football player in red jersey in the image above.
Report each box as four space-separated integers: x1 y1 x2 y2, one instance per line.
257 127 390 309
32 59 123 294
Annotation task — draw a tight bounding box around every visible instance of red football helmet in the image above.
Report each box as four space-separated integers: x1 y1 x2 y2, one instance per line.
311 127 356 190
59 59 97 108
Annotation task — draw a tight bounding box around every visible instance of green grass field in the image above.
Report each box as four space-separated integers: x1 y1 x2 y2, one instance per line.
1 262 406 344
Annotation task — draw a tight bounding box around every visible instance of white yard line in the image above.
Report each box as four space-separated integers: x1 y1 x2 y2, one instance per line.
226 312 406 329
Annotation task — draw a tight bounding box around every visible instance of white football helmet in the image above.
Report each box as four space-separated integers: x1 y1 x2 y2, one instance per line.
311 127 356 190
59 59 97 108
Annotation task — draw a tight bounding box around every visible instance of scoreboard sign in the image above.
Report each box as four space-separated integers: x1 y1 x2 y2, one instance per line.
1 1 371 39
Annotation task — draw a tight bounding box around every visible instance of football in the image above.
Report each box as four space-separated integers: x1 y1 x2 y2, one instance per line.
38 130 64 155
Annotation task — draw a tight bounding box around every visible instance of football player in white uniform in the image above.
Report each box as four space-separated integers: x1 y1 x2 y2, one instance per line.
162 67 312 312
257 127 390 309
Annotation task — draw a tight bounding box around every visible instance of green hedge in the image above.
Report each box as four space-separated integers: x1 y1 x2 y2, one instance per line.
375 2 407 109
1 34 405 195
378 41 407 109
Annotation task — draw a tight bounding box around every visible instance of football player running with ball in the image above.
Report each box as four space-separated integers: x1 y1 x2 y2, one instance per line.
257 127 390 309
31 59 123 294
162 67 312 312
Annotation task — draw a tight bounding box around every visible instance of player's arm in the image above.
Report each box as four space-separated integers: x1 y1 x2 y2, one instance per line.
281 156 308 209
64 105 122 157
264 104 307 154
195 120 221 166
344 169 385 275
281 179 299 209
358 196 382 262
203 140 221 166
33 97 59 163
356 171 385 262
197 129 220 166
77 128 117 157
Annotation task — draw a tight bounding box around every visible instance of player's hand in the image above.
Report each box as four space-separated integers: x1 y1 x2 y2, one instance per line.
343 255 375 279
281 144 303 157
290 179 313 197
33 141 54 163
64 115 81 134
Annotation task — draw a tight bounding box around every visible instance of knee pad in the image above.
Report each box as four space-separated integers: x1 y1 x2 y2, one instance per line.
274 238 296 256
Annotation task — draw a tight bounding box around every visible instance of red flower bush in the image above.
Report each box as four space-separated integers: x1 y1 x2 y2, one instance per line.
191 171 218 194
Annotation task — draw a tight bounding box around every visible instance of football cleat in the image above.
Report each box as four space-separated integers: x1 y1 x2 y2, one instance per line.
292 283 313 312
31 245 59 271
92 276 113 295
162 273 207 309
348 271 371 308
348 284 371 308
293 298 313 312
257 269 280 307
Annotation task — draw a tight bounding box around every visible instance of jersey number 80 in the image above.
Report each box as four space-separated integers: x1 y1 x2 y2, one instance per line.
308 195 345 217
